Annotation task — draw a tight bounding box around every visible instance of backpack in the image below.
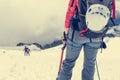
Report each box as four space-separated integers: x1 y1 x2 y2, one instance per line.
70 0 116 41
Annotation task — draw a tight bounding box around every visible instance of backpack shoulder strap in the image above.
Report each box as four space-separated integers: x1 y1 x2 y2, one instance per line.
110 17 116 26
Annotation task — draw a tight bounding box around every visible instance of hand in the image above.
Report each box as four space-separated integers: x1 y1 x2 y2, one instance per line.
61 31 68 45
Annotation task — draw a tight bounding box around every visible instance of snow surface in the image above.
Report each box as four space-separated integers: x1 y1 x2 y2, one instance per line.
0 37 120 80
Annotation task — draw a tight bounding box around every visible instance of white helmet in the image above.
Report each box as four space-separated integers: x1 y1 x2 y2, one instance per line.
86 4 110 31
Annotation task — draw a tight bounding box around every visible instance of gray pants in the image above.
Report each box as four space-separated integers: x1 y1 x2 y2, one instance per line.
57 29 101 80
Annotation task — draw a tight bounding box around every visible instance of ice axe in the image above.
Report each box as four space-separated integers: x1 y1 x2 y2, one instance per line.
58 44 67 74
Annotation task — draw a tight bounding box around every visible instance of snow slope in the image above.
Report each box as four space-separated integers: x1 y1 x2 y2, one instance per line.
0 37 120 80
0 1 120 80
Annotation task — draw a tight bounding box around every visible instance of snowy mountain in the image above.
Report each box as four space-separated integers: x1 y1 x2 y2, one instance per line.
0 37 120 80
16 40 62 50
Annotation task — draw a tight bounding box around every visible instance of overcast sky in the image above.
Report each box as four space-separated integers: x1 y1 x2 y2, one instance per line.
0 0 120 46
0 0 68 46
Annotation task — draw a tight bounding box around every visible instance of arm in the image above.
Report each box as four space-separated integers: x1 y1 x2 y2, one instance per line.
62 0 79 45
64 0 78 34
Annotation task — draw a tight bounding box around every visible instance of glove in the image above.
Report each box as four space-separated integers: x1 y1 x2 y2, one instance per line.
62 31 68 45
100 41 107 49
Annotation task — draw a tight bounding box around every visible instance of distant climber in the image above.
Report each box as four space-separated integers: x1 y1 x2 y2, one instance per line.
24 46 30 56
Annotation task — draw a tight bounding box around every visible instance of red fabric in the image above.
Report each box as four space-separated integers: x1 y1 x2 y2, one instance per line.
64 0 79 28
112 0 116 19
79 27 88 37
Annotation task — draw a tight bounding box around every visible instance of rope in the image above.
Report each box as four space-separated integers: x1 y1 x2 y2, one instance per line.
95 60 101 80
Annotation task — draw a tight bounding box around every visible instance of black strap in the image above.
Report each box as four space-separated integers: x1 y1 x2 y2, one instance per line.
79 0 87 15
71 0 75 7
71 30 75 41
110 17 116 26
75 6 79 16
99 0 103 2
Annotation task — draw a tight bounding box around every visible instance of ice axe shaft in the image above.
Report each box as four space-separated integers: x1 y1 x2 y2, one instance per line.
58 44 66 74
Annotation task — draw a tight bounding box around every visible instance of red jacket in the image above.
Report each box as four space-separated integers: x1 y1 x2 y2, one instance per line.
64 0 116 28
